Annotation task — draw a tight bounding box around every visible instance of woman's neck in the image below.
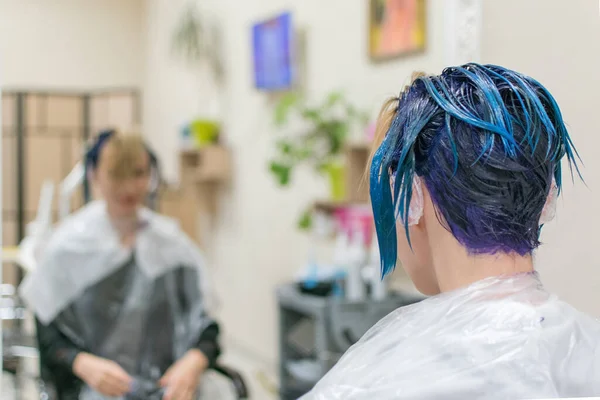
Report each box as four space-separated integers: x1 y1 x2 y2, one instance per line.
430 231 534 293
106 206 139 244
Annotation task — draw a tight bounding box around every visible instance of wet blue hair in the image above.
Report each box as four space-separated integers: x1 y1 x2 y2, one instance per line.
370 64 582 277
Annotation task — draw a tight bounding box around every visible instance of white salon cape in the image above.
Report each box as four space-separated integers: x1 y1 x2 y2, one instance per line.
302 273 600 400
18 201 236 400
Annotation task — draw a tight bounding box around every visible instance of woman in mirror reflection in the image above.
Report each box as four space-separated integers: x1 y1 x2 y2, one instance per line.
20 130 219 400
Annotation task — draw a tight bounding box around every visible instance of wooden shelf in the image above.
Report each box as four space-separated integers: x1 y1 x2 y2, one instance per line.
158 185 204 244
344 141 372 204
180 145 231 184
158 145 232 245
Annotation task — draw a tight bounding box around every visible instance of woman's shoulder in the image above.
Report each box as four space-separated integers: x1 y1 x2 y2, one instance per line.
45 202 111 253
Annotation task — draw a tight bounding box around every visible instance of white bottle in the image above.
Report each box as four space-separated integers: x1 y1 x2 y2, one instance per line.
333 229 348 263
369 235 388 301
345 224 367 302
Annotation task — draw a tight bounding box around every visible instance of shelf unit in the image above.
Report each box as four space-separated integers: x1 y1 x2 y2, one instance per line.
277 283 424 399
158 145 231 246
314 141 372 214
180 145 231 183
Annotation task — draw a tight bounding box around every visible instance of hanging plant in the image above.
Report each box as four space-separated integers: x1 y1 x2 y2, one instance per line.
171 2 225 86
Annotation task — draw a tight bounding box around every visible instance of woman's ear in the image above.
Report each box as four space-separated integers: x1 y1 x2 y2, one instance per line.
539 179 558 225
407 176 424 226
390 174 425 227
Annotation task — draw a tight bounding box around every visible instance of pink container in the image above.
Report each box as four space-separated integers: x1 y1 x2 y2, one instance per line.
333 206 374 246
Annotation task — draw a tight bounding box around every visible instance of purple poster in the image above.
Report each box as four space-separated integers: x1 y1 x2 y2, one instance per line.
252 12 294 91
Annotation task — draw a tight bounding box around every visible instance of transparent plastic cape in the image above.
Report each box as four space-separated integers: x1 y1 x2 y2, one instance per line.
20 200 216 324
19 201 221 399
302 273 600 400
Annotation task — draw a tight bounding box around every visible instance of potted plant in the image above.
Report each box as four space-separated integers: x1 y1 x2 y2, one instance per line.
268 91 369 229
171 2 225 144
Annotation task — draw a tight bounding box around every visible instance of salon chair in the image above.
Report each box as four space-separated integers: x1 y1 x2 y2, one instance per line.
2 284 23 398
2 284 39 400
35 321 250 400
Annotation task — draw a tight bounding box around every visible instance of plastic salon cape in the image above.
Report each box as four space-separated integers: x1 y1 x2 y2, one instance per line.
19 200 218 400
302 273 600 400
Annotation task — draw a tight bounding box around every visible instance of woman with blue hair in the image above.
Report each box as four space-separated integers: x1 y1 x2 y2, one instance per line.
302 64 600 399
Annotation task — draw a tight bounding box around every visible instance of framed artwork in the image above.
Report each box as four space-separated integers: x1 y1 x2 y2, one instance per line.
252 11 295 91
369 0 427 61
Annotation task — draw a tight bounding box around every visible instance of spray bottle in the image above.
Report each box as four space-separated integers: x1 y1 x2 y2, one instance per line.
303 212 332 289
345 222 367 301
331 228 349 297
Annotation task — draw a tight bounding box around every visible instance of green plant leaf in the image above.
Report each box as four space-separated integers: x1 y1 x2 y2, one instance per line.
315 162 329 174
325 91 344 108
171 6 205 63
297 209 313 231
276 139 293 155
326 121 348 155
346 104 357 117
300 108 321 123
269 89 371 230
269 162 292 186
274 92 301 126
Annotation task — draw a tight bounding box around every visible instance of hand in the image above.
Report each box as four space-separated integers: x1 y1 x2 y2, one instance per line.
160 350 208 400
73 352 133 397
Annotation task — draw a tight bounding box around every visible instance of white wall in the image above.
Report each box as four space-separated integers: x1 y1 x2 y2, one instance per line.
482 0 600 317
144 0 446 368
143 0 201 182
0 0 146 89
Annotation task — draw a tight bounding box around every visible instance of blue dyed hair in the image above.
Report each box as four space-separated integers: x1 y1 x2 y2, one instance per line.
370 64 582 277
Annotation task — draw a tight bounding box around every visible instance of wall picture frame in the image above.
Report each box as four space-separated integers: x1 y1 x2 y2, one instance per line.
369 0 427 61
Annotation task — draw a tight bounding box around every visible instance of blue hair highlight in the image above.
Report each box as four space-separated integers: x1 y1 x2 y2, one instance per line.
371 64 582 278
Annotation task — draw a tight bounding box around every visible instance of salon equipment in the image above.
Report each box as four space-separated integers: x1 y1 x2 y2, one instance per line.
277 283 423 399
345 225 367 302
297 281 334 297
286 359 323 385
364 236 387 300
332 206 373 245
301 211 335 291
17 181 55 274
180 125 196 150
330 207 373 301
1 283 39 400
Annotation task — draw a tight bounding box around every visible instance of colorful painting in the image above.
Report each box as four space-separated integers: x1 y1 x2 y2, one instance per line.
252 12 294 91
369 0 426 61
